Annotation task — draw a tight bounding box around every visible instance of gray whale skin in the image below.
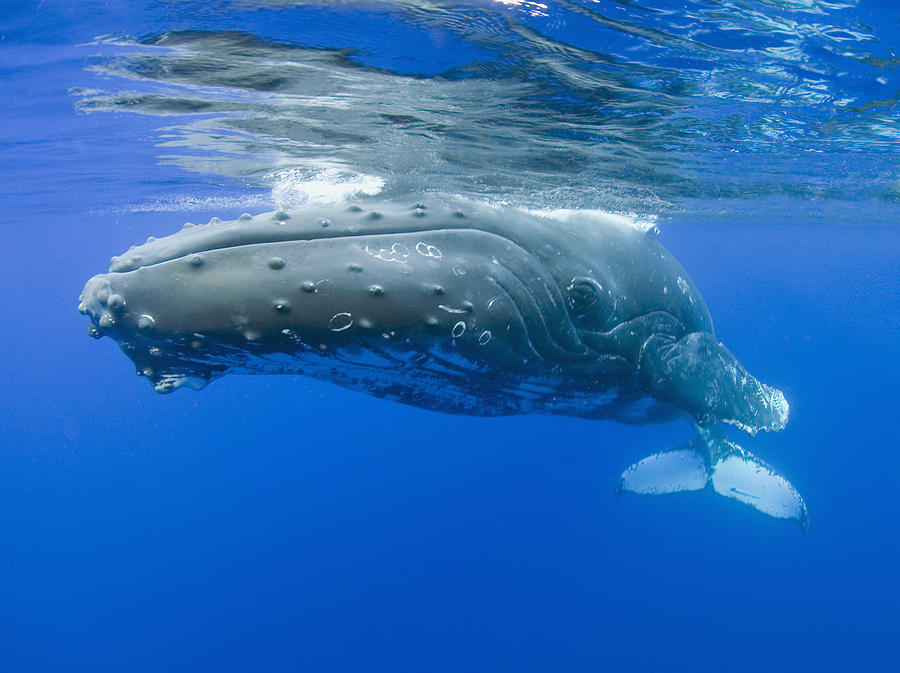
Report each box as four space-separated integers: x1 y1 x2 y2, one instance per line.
79 198 807 530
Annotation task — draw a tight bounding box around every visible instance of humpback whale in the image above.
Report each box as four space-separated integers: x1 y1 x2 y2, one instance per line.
78 198 807 529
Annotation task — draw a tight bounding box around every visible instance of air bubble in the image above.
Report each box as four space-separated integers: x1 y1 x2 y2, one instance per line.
478 330 492 346
451 321 466 338
273 300 291 313
315 279 334 295
328 313 353 332
368 284 385 296
487 295 509 315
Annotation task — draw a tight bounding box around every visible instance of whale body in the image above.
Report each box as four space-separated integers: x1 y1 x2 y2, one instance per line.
79 198 807 529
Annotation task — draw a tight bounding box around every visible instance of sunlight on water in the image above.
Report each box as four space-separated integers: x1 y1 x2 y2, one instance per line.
65 0 899 222
113 194 271 214
490 0 549 18
529 207 659 235
266 165 385 207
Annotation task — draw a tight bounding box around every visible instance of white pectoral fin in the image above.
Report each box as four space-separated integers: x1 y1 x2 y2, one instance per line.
617 429 808 532
710 452 809 532
617 446 709 496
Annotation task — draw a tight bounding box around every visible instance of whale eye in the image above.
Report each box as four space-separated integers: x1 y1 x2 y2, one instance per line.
566 277 603 317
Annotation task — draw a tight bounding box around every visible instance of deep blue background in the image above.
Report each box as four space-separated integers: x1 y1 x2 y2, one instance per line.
2 2 899 671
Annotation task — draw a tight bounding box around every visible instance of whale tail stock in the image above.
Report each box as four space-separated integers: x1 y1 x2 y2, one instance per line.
615 425 809 532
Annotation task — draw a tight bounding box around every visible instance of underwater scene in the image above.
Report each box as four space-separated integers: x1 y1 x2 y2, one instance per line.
1 1 898 670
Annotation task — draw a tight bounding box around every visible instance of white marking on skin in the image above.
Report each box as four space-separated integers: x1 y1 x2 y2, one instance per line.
677 276 692 304
365 243 409 263
415 242 442 258
438 305 469 314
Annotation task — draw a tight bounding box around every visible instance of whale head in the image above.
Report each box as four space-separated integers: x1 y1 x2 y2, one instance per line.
78 201 608 398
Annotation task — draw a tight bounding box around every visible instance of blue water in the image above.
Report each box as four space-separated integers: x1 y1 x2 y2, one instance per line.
2 1 899 670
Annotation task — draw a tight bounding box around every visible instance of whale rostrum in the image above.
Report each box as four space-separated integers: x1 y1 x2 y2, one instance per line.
79 198 807 530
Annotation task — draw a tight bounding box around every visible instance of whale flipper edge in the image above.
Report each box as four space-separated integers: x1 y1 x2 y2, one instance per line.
618 427 808 532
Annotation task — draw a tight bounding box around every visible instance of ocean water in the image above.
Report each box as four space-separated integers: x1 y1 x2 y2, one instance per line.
1 1 898 671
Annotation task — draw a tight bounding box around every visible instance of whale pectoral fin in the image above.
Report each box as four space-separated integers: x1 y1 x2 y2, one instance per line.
639 332 789 434
709 453 808 532
702 428 809 532
616 440 709 497
617 428 808 532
